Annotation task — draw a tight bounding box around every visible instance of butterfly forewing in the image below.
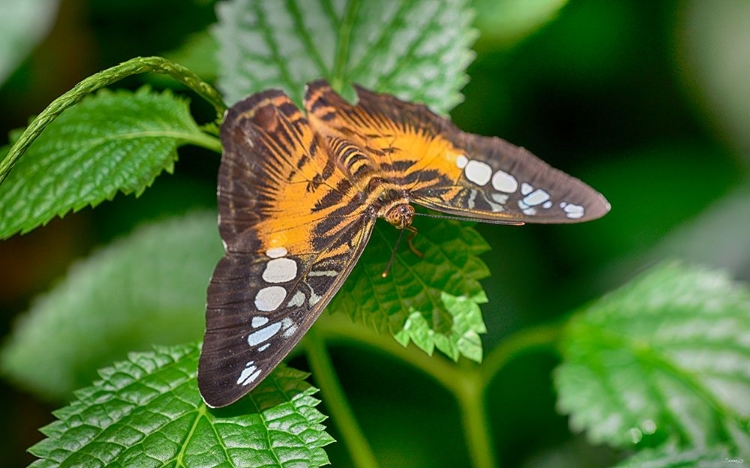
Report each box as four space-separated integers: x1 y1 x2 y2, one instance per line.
305 80 610 224
198 90 375 408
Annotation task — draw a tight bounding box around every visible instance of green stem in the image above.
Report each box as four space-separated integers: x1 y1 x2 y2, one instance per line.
303 326 379 468
0 56 225 184
455 371 497 468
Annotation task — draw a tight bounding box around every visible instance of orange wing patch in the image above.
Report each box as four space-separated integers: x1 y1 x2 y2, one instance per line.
304 80 610 223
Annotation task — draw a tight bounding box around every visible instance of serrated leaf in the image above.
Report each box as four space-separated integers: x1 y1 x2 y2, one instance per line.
612 445 732 468
329 218 490 362
0 87 213 238
555 262 750 454
29 343 333 468
214 0 476 112
1 211 223 401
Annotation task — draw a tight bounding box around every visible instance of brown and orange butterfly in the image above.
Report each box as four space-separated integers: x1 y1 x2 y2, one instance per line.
198 80 610 407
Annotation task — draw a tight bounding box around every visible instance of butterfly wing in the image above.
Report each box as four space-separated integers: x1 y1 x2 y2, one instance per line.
305 80 610 223
198 90 374 408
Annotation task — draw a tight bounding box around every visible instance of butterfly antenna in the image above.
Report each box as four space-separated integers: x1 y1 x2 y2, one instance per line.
412 211 524 226
381 227 406 278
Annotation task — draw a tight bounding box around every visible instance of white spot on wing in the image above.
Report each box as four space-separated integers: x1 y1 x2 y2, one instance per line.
491 170 518 193
262 258 297 283
281 318 293 330
308 270 338 277
255 286 286 311
563 203 585 219
283 324 298 338
287 290 305 307
543 201 552 209
266 247 288 258
491 193 509 204
247 321 283 346
309 292 321 306
521 183 533 195
237 362 260 386
258 343 271 352
456 154 468 169
464 160 492 186
523 189 550 207
252 316 269 328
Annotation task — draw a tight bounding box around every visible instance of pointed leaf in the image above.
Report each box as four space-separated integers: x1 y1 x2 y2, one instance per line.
214 0 476 112
1 212 223 401
29 344 333 467
0 87 216 238
329 219 490 362
555 262 750 453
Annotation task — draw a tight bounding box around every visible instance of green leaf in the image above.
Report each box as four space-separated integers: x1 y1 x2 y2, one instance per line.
329 218 490 362
0 87 216 238
1 211 223 401
612 445 732 468
214 0 476 112
555 262 750 454
29 344 333 468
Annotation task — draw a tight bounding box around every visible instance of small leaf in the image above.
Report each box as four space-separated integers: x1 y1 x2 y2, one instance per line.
29 344 333 468
214 0 476 112
329 218 490 362
0 87 214 238
555 262 750 454
1 211 223 401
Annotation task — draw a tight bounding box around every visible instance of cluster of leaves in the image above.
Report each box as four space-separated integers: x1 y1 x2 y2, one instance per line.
1 0 748 467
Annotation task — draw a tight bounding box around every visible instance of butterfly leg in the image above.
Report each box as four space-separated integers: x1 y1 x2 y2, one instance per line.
405 226 423 258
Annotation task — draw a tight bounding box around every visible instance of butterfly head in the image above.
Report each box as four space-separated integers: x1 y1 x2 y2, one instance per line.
384 203 415 230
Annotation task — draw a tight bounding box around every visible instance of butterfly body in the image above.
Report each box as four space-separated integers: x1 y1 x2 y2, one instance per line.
198 80 610 408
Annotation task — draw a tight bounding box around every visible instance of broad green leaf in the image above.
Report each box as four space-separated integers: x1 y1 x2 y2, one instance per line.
613 445 731 468
0 87 216 238
329 218 490 362
214 0 476 112
1 211 223 401
0 0 59 83
555 263 750 454
29 344 333 468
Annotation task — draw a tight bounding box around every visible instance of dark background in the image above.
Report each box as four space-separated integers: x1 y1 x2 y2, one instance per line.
1 0 747 466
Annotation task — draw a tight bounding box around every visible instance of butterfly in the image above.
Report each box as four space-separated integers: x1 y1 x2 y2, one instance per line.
197 80 610 407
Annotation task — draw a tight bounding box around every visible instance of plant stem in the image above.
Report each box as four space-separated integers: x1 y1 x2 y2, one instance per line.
455 371 497 468
303 326 380 468
0 56 225 184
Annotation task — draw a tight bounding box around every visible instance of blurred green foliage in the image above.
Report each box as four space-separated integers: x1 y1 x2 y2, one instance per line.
1 0 748 466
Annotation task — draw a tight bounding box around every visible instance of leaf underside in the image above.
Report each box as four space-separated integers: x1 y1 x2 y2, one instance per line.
214 0 477 113
0 212 223 401
556 262 750 454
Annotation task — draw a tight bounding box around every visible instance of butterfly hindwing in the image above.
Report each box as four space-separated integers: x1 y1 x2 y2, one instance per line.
305 80 610 224
198 90 375 408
